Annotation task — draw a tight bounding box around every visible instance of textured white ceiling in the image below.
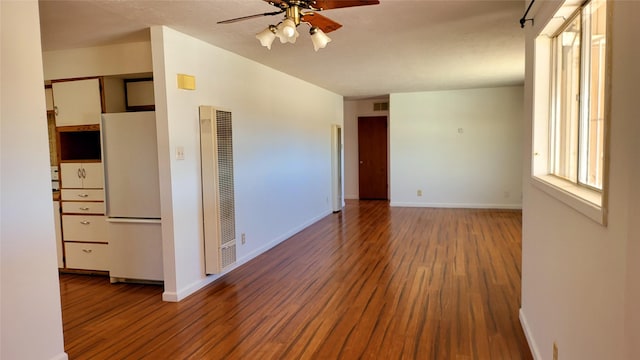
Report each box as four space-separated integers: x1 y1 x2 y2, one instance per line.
38 0 526 98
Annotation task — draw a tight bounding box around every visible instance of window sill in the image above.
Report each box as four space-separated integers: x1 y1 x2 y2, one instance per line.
530 174 606 225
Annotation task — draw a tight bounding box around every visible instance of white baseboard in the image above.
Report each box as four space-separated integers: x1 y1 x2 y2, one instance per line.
50 352 69 360
390 201 523 210
239 210 331 262
162 275 219 302
520 308 541 360
162 209 332 302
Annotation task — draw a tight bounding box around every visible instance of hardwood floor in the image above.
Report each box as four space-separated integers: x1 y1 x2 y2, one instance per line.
60 201 532 359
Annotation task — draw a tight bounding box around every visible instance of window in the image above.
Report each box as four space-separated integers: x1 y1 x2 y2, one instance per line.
550 0 607 190
531 0 609 224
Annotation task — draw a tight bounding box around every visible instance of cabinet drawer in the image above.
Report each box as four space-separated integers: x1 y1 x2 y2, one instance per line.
61 189 104 201
62 215 107 242
62 201 104 214
64 242 109 271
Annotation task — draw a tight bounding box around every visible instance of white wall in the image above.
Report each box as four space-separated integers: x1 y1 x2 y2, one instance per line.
389 86 523 208
343 98 389 199
520 2 640 359
151 26 343 301
0 1 68 359
43 41 152 80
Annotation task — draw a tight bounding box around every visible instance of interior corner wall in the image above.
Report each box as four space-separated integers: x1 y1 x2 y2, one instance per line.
1 1 68 360
150 26 343 301
389 86 523 209
343 98 390 199
521 2 639 359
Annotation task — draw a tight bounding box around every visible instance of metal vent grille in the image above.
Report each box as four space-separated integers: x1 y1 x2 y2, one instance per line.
215 110 236 267
221 244 236 269
373 102 389 111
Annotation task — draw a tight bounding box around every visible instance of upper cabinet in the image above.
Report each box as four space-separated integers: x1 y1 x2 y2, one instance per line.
52 78 102 126
60 162 104 189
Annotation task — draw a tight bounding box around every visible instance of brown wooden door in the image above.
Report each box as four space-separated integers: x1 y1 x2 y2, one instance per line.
358 116 388 200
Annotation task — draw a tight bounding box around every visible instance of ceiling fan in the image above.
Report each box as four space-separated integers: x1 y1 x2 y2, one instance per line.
217 0 380 51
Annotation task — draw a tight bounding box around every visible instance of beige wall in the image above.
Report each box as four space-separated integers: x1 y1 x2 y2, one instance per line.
1 1 68 359
151 26 344 301
520 1 640 359
43 41 152 80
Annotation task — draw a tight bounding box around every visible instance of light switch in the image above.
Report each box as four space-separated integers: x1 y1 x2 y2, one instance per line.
176 146 185 160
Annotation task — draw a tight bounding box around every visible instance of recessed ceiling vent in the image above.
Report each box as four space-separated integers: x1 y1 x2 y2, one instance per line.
373 102 389 112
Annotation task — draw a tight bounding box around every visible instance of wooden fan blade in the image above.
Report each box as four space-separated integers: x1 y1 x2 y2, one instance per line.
310 0 380 10
217 10 284 24
301 12 342 33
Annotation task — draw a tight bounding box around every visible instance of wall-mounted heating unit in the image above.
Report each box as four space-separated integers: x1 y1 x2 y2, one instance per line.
199 105 237 274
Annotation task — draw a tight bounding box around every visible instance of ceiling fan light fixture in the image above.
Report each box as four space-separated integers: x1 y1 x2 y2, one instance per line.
276 18 299 44
256 25 277 49
310 26 331 51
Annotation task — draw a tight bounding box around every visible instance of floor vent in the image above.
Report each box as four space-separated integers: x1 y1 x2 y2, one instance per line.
199 106 237 274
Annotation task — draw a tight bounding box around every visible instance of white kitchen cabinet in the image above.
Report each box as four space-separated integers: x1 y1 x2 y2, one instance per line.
60 162 104 189
64 243 110 271
45 87 54 111
60 162 107 271
61 189 104 202
52 78 102 126
62 215 108 242
62 201 105 214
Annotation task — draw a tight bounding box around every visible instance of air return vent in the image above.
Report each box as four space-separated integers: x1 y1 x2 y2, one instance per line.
199 106 236 274
373 102 389 111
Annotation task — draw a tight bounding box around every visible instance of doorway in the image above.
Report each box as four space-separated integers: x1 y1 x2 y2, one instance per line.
358 116 388 200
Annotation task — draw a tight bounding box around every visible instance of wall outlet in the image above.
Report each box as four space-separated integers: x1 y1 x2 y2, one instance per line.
553 342 558 360
417 189 423 197
241 233 246 245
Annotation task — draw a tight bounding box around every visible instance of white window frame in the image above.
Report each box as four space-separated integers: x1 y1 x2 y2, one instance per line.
531 0 611 225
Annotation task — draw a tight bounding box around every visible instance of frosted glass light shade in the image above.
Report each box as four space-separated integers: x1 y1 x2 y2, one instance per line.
256 26 277 49
310 27 331 51
276 18 299 44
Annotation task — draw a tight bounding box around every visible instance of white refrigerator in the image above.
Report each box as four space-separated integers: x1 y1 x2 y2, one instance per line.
101 111 163 282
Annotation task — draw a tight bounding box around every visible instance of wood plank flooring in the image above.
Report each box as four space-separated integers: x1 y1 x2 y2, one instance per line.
60 200 532 359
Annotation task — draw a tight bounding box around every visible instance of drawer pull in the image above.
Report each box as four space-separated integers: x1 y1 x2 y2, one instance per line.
80 220 91 225
82 249 93 254
79 207 90 211
78 193 89 198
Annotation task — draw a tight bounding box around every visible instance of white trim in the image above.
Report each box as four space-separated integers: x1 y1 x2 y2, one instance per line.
390 202 522 210
519 308 542 360
49 352 69 360
530 175 604 224
162 209 332 302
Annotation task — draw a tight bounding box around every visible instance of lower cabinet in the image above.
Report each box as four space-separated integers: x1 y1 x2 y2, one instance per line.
62 215 108 242
64 242 110 271
61 187 108 272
